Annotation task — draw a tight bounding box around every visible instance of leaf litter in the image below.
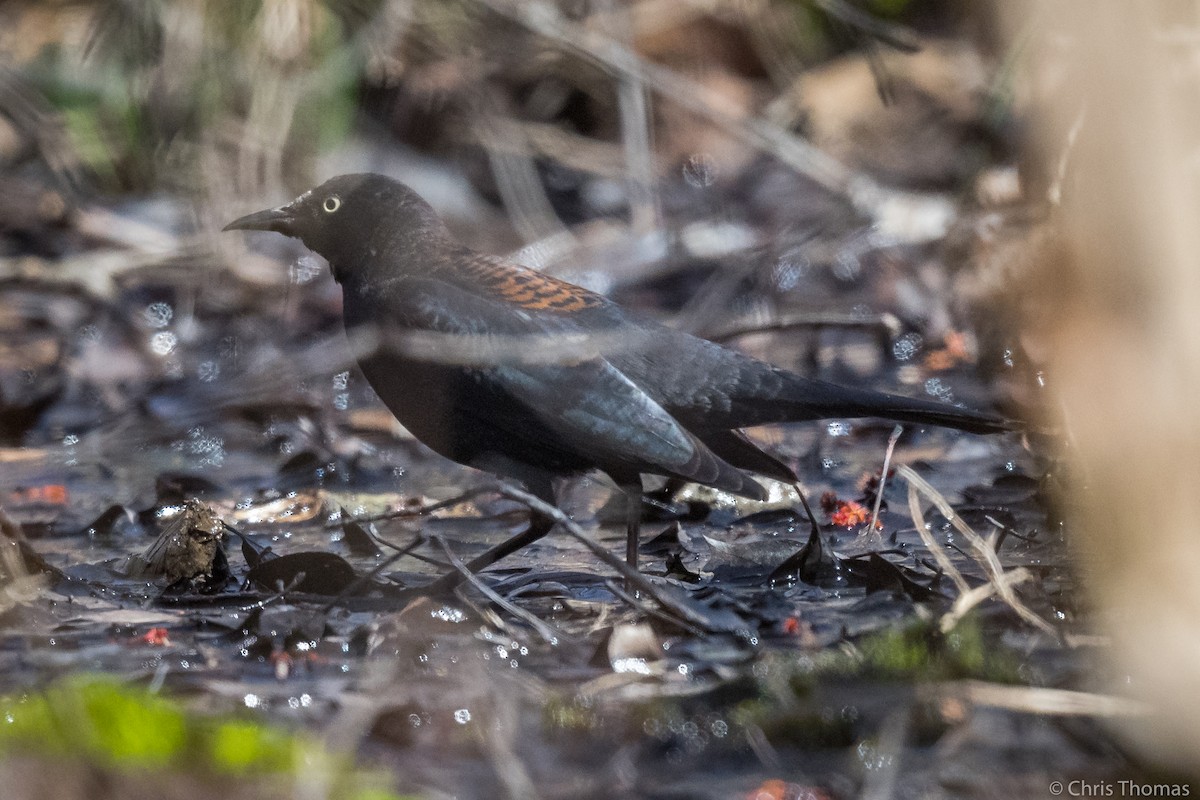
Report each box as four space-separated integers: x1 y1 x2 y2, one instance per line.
0 360 1105 798
0 3 1143 794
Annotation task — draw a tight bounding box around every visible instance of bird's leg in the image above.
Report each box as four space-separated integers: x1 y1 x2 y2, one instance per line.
418 512 555 596
468 512 557 572
622 483 643 572
418 474 559 596
793 482 821 541
766 481 829 584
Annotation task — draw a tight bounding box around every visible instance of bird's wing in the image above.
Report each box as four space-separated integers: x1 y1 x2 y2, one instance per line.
449 251 616 316
492 358 764 497
608 325 1012 434
367 257 642 363
371 273 764 497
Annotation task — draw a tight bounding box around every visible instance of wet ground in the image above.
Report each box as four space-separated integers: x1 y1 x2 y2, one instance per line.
0 161 1138 798
0 3 1158 792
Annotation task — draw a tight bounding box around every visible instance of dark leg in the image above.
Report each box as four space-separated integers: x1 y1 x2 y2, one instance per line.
621 483 643 571
767 482 828 583
793 481 821 540
419 512 555 596
418 474 558 596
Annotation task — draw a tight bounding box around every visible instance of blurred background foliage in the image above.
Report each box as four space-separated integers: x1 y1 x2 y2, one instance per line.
0 0 1033 453
14 1 1199 796
0 0 1011 236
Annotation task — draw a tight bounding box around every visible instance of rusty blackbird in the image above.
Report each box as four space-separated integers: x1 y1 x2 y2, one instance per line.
225 173 1011 582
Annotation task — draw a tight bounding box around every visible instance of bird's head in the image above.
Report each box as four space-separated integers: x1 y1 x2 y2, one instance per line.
223 173 448 282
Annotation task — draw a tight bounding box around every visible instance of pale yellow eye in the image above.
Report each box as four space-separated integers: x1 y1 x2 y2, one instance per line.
323 196 341 213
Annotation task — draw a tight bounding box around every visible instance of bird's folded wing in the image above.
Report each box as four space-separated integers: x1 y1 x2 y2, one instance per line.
372 272 640 365
493 358 759 496
376 275 763 496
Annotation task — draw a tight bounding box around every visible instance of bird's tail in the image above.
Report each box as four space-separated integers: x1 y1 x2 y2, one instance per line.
745 375 1017 435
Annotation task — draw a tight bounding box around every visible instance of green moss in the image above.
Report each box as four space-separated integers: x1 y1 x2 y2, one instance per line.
853 616 1021 683
0 678 185 767
730 698 856 748
857 626 932 676
207 719 298 775
0 677 416 800
76 680 189 766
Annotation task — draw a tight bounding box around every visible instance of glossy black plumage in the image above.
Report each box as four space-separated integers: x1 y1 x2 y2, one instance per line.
225 174 1011 574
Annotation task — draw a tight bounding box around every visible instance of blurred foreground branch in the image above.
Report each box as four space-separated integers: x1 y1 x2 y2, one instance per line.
1000 0 1200 774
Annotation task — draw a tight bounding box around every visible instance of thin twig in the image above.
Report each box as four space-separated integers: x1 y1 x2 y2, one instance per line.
474 0 949 236
493 484 742 633
475 90 572 244
434 535 565 645
365 523 453 569
938 567 1034 634
900 465 1057 637
363 485 507 523
983 514 1038 548
863 425 903 543
905 479 971 595
922 681 1149 718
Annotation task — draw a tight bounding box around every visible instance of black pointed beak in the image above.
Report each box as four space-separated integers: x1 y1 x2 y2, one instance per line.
223 204 296 235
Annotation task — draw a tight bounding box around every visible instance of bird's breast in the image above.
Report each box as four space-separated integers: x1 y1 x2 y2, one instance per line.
355 347 473 459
